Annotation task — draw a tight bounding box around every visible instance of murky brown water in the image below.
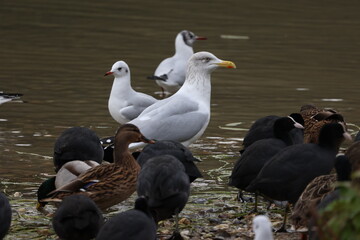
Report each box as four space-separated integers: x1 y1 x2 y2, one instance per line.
0 0 360 238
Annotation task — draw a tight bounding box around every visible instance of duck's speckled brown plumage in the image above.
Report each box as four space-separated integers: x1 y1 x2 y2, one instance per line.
290 173 337 228
300 104 345 144
345 141 360 186
291 153 354 229
346 141 360 171
43 124 153 210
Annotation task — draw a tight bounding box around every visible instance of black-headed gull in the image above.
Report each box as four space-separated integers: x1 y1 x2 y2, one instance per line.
129 51 236 149
105 61 158 124
148 30 207 97
0 92 23 105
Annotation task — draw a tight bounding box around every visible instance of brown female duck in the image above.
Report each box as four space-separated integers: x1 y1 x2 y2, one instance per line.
291 134 360 229
42 124 154 210
290 173 337 229
300 104 346 144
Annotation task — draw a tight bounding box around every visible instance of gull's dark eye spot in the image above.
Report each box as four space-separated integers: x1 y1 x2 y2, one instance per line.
125 69 129 73
202 57 211 63
117 67 122 71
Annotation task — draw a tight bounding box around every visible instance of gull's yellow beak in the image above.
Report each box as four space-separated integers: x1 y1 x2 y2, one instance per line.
217 60 236 69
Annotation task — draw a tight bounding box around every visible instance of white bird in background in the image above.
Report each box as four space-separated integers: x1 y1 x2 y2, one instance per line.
253 215 274 240
105 61 158 124
148 30 207 97
129 51 236 149
0 92 23 105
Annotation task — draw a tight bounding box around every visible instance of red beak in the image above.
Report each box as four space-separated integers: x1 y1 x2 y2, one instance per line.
196 36 207 40
104 71 113 76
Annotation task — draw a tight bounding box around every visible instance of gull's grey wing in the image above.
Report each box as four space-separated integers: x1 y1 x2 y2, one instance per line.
120 106 143 121
120 93 158 121
130 96 209 142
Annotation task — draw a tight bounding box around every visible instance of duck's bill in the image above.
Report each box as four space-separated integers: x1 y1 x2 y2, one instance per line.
142 136 155 144
217 61 236 69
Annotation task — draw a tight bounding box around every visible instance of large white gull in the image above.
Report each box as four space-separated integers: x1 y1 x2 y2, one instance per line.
105 61 158 124
129 51 236 149
148 30 207 96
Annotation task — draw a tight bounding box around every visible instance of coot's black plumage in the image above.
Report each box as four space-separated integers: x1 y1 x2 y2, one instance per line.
229 116 304 194
241 113 304 152
0 193 11 239
54 127 104 172
52 195 103 240
137 155 190 223
137 140 202 182
246 123 351 204
96 197 156 240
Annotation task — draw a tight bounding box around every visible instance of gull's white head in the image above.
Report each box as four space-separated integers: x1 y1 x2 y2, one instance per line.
187 51 236 74
104 61 130 78
253 215 273 240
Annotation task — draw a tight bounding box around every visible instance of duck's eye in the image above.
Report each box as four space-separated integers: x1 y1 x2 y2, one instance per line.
132 129 140 133
117 67 122 71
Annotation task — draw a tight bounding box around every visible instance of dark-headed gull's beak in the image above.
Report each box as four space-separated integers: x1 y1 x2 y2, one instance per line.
104 71 113 76
195 36 207 40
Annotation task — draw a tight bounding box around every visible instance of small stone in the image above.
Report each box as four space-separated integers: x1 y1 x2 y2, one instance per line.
202 233 214 238
213 236 225 240
218 213 236 219
192 198 208 204
216 229 232 238
13 192 23 197
17 208 26 213
180 229 190 239
213 224 230 231
209 218 222 224
37 229 52 235
179 217 191 225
